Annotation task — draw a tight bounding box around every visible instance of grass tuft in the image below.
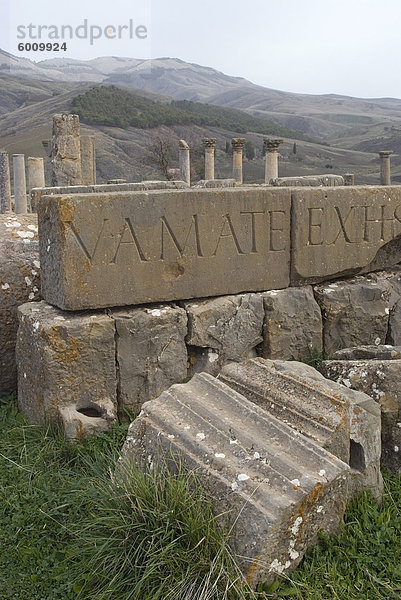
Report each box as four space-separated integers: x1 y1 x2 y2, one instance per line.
0 392 400 600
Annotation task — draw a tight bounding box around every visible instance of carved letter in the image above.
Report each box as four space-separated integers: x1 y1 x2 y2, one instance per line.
269 210 286 252
307 208 323 246
240 211 265 253
160 215 203 260
112 218 148 263
363 205 394 242
213 214 245 256
327 205 354 245
67 218 110 264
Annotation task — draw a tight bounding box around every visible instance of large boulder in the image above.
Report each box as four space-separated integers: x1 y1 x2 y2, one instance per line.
113 304 188 417
260 286 322 360
16 301 117 438
184 294 264 375
322 346 401 473
314 277 390 356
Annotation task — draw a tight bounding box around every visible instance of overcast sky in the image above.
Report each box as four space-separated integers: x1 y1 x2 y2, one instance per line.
2 0 401 99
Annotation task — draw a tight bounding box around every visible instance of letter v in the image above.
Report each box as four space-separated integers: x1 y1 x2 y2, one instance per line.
66 219 109 263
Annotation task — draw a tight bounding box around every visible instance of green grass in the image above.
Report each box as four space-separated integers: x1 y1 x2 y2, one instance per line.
0 392 400 600
0 393 250 600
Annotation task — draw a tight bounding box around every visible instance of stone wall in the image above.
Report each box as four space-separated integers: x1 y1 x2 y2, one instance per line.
13 268 401 429
3 186 401 432
37 186 401 310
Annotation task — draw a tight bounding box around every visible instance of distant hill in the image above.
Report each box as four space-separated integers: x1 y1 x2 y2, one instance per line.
2 49 401 143
0 49 400 184
71 86 315 141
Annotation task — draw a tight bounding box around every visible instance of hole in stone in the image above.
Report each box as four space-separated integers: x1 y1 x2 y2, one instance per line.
77 406 102 418
349 439 366 472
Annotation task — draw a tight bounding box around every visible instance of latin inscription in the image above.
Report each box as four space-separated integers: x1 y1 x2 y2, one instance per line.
66 210 288 266
307 203 401 246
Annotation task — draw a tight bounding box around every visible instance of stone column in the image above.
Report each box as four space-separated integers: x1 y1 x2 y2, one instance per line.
343 173 355 186
13 154 27 214
28 157 45 192
231 138 245 184
0 151 12 213
51 113 82 186
80 135 96 185
203 138 216 180
264 138 283 183
179 140 190 185
379 151 393 185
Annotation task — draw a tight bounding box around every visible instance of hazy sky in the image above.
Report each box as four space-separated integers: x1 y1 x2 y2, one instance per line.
2 0 401 99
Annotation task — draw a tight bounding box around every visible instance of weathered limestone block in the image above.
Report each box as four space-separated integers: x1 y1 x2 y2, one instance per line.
369 268 401 344
272 175 344 187
260 286 322 360
321 352 401 472
332 345 401 361
220 358 382 497
193 179 236 188
314 278 390 356
51 114 82 186
121 373 349 586
38 188 291 310
291 186 401 285
80 135 96 186
113 304 187 417
31 180 189 211
0 214 40 393
184 294 264 372
16 301 117 438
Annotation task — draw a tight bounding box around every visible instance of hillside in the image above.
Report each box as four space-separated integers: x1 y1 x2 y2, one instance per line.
2 49 401 145
0 49 400 184
71 86 314 141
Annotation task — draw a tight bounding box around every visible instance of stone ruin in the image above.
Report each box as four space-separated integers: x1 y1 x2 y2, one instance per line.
1 112 400 587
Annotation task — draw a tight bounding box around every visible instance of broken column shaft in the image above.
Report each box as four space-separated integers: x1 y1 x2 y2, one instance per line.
203 138 216 180
13 154 27 214
28 157 45 193
231 138 245 184
0 151 11 213
179 139 190 185
264 138 283 183
80 135 96 185
379 151 393 185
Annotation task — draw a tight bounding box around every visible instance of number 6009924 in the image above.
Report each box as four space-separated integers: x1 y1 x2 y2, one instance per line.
18 42 67 51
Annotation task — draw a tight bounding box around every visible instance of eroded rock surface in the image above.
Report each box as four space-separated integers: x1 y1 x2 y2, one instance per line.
121 373 349 587
314 278 390 356
0 214 41 392
220 358 382 497
322 350 401 472
16 301 117 438
260 286 322 360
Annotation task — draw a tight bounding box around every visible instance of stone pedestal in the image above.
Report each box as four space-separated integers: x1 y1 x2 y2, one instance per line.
264 139 283 183
379 151 393 185
13 154 27 214
231 138 245 184
203 138 216 180
80 135 96 185
51 113 82 186
179 140 190 185
344 173 355 186
27 157 45 195
0 151 11 213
